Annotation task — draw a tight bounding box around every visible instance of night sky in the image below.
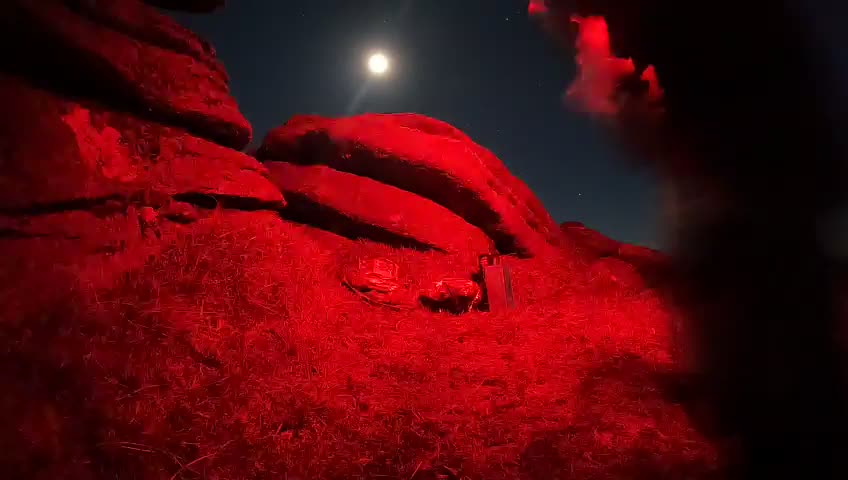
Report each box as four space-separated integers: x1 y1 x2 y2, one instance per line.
172 0 659 248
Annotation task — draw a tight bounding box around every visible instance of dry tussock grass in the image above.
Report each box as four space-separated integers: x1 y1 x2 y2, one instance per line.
0 211 717 479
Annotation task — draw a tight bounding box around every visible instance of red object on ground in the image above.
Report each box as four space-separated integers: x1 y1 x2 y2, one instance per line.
483 261 515 312
342 257 415 308
420 277 482 314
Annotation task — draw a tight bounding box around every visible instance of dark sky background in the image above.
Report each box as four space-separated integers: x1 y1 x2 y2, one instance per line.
173 1 848 250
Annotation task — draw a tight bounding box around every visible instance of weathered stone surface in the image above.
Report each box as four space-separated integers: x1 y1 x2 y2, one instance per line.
266 161 494 254
70 0 227 80
389 113 563 244
259 113 563 257
3 0 250 149
561 221 668 283
560 221 621 257
0 74 283 212
0 208 141 252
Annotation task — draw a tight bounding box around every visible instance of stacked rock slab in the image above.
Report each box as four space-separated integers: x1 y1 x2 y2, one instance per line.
0 75 283 214
71 0 229 81
387 113 565 245
259 113 565 257
265 162 494 254
2 0 250 149
560 221 622 257
560 221 669 282
0 1 282 466
0 0 283 295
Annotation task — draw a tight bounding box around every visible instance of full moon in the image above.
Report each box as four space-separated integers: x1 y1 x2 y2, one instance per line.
368 53 389 76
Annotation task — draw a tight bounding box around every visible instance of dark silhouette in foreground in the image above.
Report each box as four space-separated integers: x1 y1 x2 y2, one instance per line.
533 1 848 477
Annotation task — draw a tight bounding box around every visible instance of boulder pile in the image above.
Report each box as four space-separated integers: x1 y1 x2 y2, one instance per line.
0 0 285 326
265 161 495 254
2 0 568 261
560 221 669 282
4 0 250 148
258 113 565 257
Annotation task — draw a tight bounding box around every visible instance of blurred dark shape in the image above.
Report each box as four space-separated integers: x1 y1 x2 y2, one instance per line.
533 1 848 477
142 0 225 13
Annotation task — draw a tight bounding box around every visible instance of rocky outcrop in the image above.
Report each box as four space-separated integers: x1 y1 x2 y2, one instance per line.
0 75 283 215
266 162 493 253
0 0 279 333
259 113 564 257
2 0 250 149
561 221 668 282
70 0 227 80
560 221 621 257
389 114 563 246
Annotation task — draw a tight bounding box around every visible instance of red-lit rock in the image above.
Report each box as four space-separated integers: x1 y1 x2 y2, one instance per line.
560 221 621 257
561 221 669 284
419 277 482 313
6 0 250 149
0 75 282 212
143 0 225 13
265 161 493 254
617 242 666 266
388 114 564 245
71 0 227 81
259 113 563 257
